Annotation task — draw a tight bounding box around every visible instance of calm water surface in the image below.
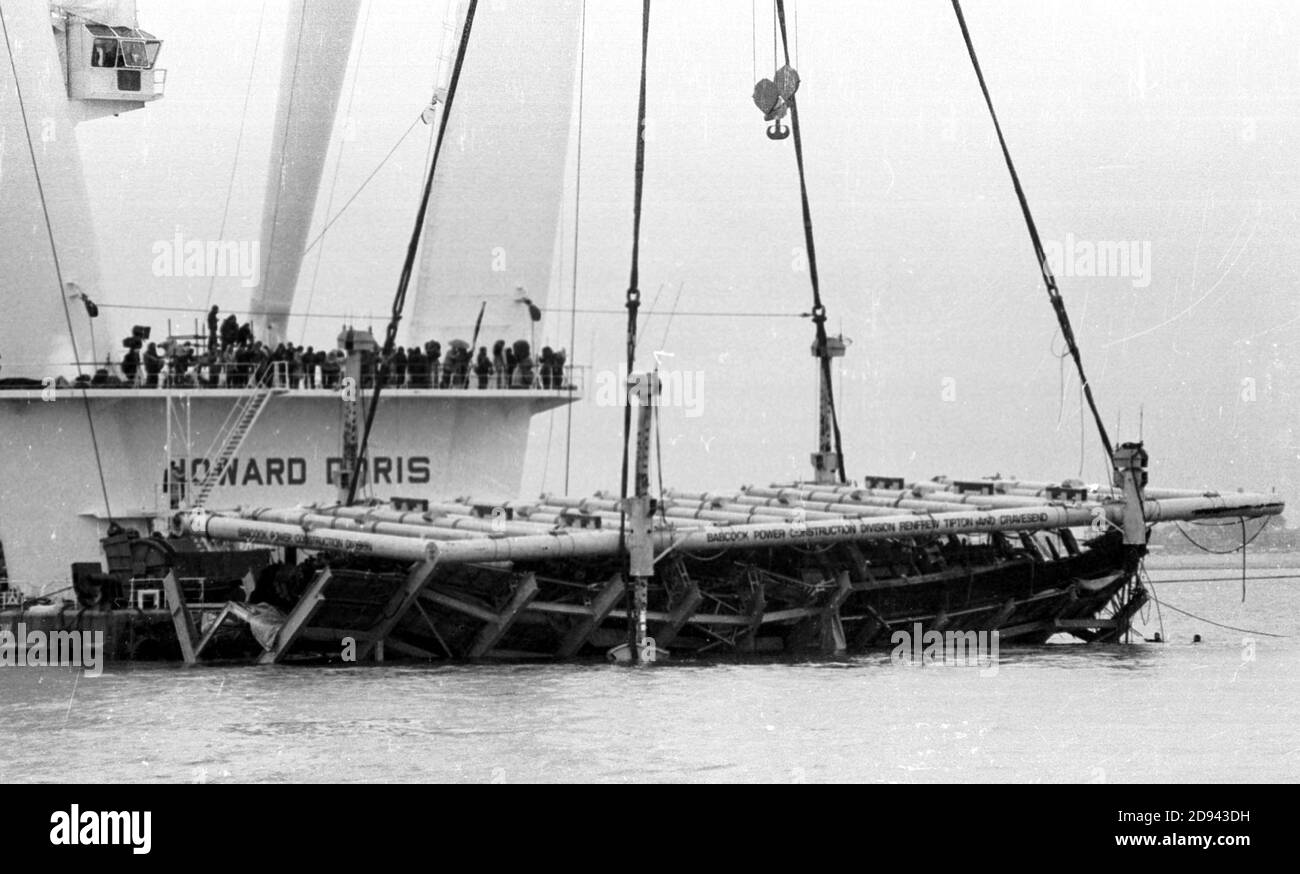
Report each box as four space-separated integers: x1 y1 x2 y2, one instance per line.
2 556 1297 783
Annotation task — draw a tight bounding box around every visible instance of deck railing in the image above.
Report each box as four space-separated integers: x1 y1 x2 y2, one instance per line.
2 361 587 394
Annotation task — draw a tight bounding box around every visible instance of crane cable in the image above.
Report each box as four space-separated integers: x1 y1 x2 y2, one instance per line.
564 0 589 494
949 0 1114 462
347 0 478 504
617 0 653 652
618 0 652 530
773 0 847 484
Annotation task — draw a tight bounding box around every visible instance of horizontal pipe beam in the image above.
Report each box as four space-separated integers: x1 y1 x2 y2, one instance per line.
186 491 1282 567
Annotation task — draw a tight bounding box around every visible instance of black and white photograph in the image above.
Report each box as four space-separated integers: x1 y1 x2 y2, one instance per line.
0 0 1295 816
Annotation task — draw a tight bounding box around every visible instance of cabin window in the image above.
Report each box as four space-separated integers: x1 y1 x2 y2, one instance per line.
84 24 161 71
91 38 118 68
119 39 148 68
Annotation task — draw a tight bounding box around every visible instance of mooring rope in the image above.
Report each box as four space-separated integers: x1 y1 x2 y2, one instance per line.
1147 597 1288 639
949 0 1114 462
1138 562 1165 642
1174 516 1268 601
1174 517 1270 554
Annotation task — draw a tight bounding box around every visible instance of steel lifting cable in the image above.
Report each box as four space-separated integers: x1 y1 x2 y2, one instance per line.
1 5 113 524
949 0 1114 461
615 0 653 656
348 0 478 505
617 0 652 550
564 0 589 495
773 0 847 484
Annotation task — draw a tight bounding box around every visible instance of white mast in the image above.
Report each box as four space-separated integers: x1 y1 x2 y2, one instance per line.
407 0 584 351
250 0 361 347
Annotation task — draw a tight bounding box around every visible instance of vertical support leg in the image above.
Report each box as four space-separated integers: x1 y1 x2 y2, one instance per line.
161 571 197 664
819 571 853 655
632 575 650 661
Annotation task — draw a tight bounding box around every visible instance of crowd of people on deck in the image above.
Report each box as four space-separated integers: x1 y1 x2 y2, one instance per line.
80 306 571 392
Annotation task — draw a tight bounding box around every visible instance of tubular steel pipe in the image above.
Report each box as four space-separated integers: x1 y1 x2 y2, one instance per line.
186 490 1282 568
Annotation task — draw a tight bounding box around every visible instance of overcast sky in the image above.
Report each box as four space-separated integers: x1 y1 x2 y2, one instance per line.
79 0 1299 508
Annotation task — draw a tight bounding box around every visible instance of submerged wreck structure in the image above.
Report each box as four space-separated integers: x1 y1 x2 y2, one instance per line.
165 0 1284 664
3 0 1284 665
173 455 1281 663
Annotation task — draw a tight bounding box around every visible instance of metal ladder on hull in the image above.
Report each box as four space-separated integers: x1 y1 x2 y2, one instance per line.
189 375 282 508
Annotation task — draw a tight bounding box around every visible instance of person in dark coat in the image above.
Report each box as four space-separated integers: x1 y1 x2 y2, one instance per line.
539 346 555 389
233 345 254 387
321 351 340 390
207 306 220 351
474 347 492 389
392 347 408 388
492 340 507 388
142 342 163 388
237 321 253 347
425 341 442 388
302 347 317 389
455 346 471 388
554 348 568 388
504 346 517 387
406 346 425 388
121 347 140 386
439 346 454 388
220 314 239 351
173 343 194 385
511 339 533 388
